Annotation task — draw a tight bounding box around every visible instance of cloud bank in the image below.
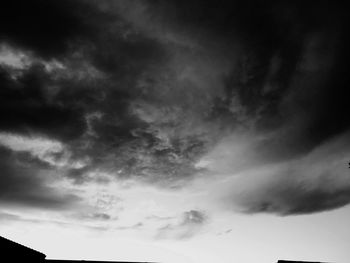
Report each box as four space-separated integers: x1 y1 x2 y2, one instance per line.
0 0 349 218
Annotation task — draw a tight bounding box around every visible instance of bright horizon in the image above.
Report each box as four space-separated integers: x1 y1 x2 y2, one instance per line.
2 169 350 263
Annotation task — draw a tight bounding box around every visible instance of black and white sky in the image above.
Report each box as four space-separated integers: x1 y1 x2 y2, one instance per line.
0 1 349 263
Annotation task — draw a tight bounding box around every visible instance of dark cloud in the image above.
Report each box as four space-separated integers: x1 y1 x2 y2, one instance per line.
0 65 88 141
0 0 112 59
0 147 80 209
207 1 349 148
0 0 349 215
0 0 190 186
244 184 350 216
236 170 350 216
136 0 350 160
230 134 350 215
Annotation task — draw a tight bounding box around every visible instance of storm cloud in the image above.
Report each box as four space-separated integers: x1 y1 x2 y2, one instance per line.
0 147 80 209
0 0 349 216
225 132 350 215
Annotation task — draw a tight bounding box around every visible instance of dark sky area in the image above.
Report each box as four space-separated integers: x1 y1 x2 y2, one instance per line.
0 0 349 219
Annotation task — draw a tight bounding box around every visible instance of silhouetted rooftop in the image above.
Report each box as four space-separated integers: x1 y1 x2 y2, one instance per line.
0 235 46 261
278 260 331 263
1 235 155 263
46 260 153 263
1 235 333 263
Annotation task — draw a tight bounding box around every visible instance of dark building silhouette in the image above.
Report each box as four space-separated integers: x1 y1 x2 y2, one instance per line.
278 260 331 263
0 235 153 263
2 235 333 263
46 261 152 263
0 235 46 262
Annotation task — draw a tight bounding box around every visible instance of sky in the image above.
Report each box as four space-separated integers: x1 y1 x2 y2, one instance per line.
0 1 349 263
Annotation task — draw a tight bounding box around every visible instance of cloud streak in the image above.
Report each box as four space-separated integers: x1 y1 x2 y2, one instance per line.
156 210 207 239
225 132 350 215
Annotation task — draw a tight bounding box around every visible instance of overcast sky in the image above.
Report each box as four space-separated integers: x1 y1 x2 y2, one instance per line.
0 1 350 263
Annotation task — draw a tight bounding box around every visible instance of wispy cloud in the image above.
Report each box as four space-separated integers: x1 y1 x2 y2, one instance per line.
156 210 207 239
115 222 144 231
0 211 22 222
